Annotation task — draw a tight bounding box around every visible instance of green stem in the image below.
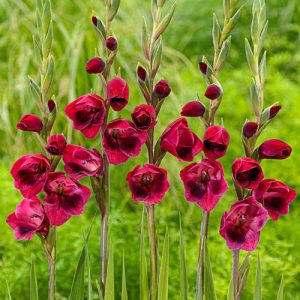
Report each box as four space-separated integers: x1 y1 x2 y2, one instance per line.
232 250 240 300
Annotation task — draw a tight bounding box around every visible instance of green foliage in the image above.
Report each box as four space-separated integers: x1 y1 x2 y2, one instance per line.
204 241 217 300
30 260 39 300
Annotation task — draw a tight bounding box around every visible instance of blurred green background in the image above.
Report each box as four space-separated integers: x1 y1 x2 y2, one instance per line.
0 0 299 299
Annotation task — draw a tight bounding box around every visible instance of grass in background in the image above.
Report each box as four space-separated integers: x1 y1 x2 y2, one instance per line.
0 0 299 299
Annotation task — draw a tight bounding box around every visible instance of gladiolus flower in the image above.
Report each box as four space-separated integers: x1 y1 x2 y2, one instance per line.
203 126 230 160
16 114 43 132
44 172 91 226
181 101 206 117
102 118 148 165
86 57 105 74
11 154 51 198
63 144 103 180
106 36 118 51
258 139 292 160
204 84 221 100
253 179 296 220
220 197 268 251
46 134 67 156
180 159 228 211
65 94 106 138
131 104 157 130
160 118 202 162
232 157 264 189
107 77 129 111
154 80 171 100
6 197 49 240
243 122 258 138
126 164 170 204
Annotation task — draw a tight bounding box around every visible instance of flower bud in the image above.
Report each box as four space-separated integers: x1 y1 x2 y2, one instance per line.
48 99 56 113
46 134 67 156
106 36 118 51
181 101 206 117
85 57 105 74
204 84 221 100
131 104 157 130
269 105 281 119
258 139 292 160
243 122 258 138
198 62 207 75
137 65 147 82
16 114 43 132
92 16 98 26
154 80 171 100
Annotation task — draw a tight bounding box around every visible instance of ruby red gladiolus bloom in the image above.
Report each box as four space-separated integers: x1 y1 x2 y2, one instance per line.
44 172 91 226
220 197 268 251
63 144 103 180
154 80 171 99
65 94 106 139
103 118 148 165
258 139 292 160
46 134 67 156
6 197 49 240
180 159 228 211
160 118 202 162
11 154 51 198
16 114 43 132
203 126 230 160
107 77 129 111
232 157 264 189
126 164 170 204
253 179 296 220
131 104 157 130
181 101 206 117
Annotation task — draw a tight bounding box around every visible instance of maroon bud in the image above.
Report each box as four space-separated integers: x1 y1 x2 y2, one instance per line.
16 114 43 132
181 101 206 117
131 104 157 130
86 57 105 74
154 80 171 100
46 134 67 156
137 66 147 82
243 122 258 138
48 99 56 112
269 105 281 119
92 16 97 26
204 84 221 100
199 62 207 75
106 37 118 51
258 139 292 160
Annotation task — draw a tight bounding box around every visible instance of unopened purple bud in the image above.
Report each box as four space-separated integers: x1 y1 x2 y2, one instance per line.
86 57 105 74
181 101 206 117
199 62 207 75
48 99 56 112
106 37 118 51
137 66 147 81
243 122 258 138
269 105 281 119
92 16 97 26
204 84 221 100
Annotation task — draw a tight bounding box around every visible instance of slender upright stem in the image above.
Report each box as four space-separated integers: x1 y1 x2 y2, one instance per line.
232 250 240 300
146 204 158 300
196 211 210 300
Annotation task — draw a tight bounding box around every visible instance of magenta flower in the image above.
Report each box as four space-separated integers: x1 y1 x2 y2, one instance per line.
220 197 268 251
11 154 51 198
160 118 202 162
131 104 157 130
16 114 43 132
107 77 129 111
180 159 228 211
203 126 230 160
46 134 67 156
86 57 105 74
102 118 148 165
63 144 103 180
258 139 292 160
232 157 264 189
253 179 296 220
181 101 206 118
126 164 170 204
65 94 106 139
154 80 171 100
6 197 49 240
44 172 91 226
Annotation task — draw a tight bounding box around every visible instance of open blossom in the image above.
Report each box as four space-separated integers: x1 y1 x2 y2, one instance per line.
181 101 206 118
44 172 91 226
160 118 202 162
102 118 148 165
107 77 129 111
232 157 264 189
11 154 51 198
126 164 169 204
131 104 157 130
65 94 106 139
258 139 292 160
180 159 228 211
253 179 296 220
6 197 49 240
16 114 43 132
46 134 67 156
203 126 230 160
63 144 103 180
220 197 268 251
